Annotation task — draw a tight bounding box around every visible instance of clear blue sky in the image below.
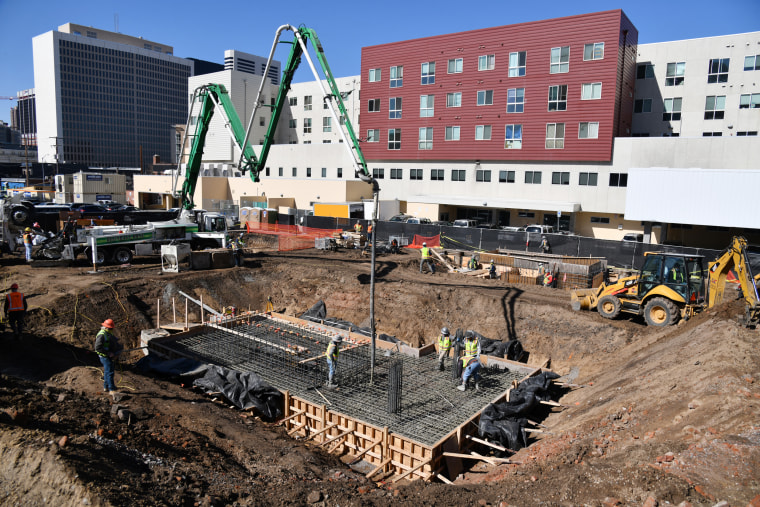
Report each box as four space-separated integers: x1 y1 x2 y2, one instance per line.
1 0 758 124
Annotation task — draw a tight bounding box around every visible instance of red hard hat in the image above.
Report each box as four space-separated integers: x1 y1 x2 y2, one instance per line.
102 319 115 329
10 283 18 289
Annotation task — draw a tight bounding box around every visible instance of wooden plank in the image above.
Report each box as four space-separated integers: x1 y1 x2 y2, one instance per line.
304 423 337 441
471 451 499 466
465 434 514 454
320 429 352 448
431 248 456 272
277 409 305 425
431 469 453 484
349 436 385 464
366 457 392 479
392 458 432 483
287 422 305 436
443 452 515 464
298 342 367 363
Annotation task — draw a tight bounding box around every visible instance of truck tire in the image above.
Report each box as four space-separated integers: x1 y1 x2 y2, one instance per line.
644 297 679 327
112 246 133 264
84 247 106 264
10 205 32 226
597 295 621 319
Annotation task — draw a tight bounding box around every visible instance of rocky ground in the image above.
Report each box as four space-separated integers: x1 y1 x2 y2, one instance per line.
0 244 758 506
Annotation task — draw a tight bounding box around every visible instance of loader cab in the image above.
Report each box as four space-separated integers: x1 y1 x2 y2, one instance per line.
202 213 228 233
639 253 705 303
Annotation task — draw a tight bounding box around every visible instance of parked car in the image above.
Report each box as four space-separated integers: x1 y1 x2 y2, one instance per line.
405 217 432 224
433 220 452 226
388 214 414 222
500 226 525 232
622 233 644 242
452 219 480 228
524 224 555 234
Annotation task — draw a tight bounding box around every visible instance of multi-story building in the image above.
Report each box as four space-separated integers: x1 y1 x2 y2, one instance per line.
12 89 37 147
224 50 280 86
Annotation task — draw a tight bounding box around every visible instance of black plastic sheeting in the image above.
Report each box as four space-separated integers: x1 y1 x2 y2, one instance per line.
193 365 283 420
478 371 561 452
300 300 400 344
135 355 209 378
470 331 524 362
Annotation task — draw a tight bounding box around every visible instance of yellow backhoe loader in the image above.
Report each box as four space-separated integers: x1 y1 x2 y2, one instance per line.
571 236 760 327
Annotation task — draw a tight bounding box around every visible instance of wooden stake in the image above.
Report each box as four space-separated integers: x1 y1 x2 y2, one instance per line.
321 429 352 448
431 470 453 484
172 297 176 323
314 388 332 405
304 423 337 441
156 299 160 328
349 436 384 464
392 458 432 483
366 457 392 479
442 452 514 463
465 434 514 454
277 409 305 426
470 451 499 466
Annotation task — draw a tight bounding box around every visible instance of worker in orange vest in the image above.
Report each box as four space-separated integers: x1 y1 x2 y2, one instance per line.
4 283 27 339
23 227 33 262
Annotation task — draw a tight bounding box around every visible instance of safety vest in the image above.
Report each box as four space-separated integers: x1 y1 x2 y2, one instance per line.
96 328 112 358
421 247 431 259
354 224 362 232
231 238 242 251
462 338 479 366
462 355 479 368
325 342 339 361
438 334 451 352
468 258 477 269
23 233 33 245
6 292 24 312
368 225 373 234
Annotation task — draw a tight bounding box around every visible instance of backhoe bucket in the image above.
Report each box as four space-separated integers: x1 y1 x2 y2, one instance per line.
570 289 597 311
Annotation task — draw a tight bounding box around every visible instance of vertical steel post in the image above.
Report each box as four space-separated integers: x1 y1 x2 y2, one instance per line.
370 189 379 383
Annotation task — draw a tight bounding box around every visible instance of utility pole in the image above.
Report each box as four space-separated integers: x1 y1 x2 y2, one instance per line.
50 136 64 178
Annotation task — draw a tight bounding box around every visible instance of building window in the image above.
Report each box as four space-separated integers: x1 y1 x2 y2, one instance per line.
368 99 380 112
636 63 655 79
304 95 312 111
550 46 569 74
478 54 495 71
367 129 379 142
451 169 466 182
265 167 271 177
391 168 403 179
421 62 435 85
337 167 343 178
306 167 312 178
373 168 385 179
388 129 401 150
448 58 463 74
509 51 526 77
288 118 297 128
292 167 297 177
634 98 652 113
518 211 535 218
499 170 515 183
445 126 460 141
278 167 283 177
289 97 298 106
475 125 492 140
744 55 760 71
431 169 444 181
548 85 567 111
737 131 759 136
389 97 402 119
704 95 726 119
663 98 682 121
303 118 312 133
739 93 760 109
476 170 491 182
419 127 433 150
552 172 570 185
702 132 723 137
368 68 381 82
590 216 610 224
321 167 327 178
579 172 598 186
708 58 729 83
666 62 685 86
323 117 332 132
545 123 565 149
505 124 522 149
579 122 599 139
420 95 434 117
581 82 602 100
410 168 423 180
260 116 266 126
507 88 524 113
609 173 628 187
446 92 462 108
583 42 604 61
477 90 494 106
525 171 542 184
390 65 403 88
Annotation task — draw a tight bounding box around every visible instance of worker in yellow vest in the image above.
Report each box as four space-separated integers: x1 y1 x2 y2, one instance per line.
325 335 343 388
457 331 481 391
4 283 27 339
23 227 33 262
437 327 451 371
419 242 435 274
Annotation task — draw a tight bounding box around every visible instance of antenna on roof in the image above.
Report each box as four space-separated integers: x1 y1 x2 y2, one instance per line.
114 13 119 33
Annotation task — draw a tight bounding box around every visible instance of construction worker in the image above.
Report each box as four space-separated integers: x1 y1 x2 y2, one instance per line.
489 259 497 279
4 283 27 339
540 235 552 254
467 255 479 270
389 238 399 254
325 335 342 388
94 319 122 394
420 242 435 274
457 331 482 391
437 327 452 371
354 221 363 234
231 233 244 267
367 223 373 242
23 227 33 262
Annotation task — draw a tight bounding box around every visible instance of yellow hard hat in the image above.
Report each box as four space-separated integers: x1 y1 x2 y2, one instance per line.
25 227 32 232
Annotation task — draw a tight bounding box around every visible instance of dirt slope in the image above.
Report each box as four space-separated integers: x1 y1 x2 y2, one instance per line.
0 247 758 506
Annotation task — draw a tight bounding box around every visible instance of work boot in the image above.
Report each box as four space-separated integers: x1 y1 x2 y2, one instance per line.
457 384 466 391
475 383 480 391
438 361 444 372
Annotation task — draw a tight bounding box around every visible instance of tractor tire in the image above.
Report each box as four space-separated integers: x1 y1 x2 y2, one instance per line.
597 295 622 319
644 297 679 327
112 246 133 264
10 205 32 226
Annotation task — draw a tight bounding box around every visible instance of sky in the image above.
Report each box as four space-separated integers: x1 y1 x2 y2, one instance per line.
1 0 759 124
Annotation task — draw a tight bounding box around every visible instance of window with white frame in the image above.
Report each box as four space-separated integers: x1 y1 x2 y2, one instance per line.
507 88 524 113
278 167 283 177
390 65 403 88
634 98 652 113
739 93 760 108
499 170 515 183
663 98 682 121
388 129 401 150
579 172 598 186
478 54 495 71
304 95 312 111
321 167 327 178
445 126 460 141
419 127 433 150
337 168 343 178
509 51 526 77
525 171 542 184
581 82 602 100
552 172 570 185
368 68 381 82
446 92 462 108
431 169 444 181
476 170 491 182
420 95 434 117
373 168 384 179
545 123 565 149
704 95 726 119
367 129 379 142
451 169 466 181
389 97 402 119
306 167 312 178
505 124 522 149
550 46 569 73
583 42 604 61
636 64 654 79
410 168 423 180
368 98 380 112
289 97 298 106
421 62 436 85
666 62 685 86
708 58 729 83
448 58 463 74
548 85 567 111
323 117 331 132
303 118 312 133
579 122 599 139
477 90 494 106
744 55 760 71
391 168 403 180
292 167 297 177
289 118 297 128
475 125 492 140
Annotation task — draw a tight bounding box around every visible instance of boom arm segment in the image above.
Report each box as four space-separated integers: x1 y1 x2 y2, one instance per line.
707 236 760 325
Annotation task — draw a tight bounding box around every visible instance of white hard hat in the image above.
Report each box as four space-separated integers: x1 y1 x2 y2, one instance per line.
332 335 343 343
422 242 427 246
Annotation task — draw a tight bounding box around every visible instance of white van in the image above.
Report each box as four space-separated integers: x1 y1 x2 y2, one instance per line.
452 219 479 228
524 225 554 234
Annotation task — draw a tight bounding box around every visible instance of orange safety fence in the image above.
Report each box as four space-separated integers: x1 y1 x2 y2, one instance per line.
245 221 343 251
406 234 441 249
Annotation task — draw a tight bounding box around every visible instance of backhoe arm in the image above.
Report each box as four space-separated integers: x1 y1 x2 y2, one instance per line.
707 236 760 326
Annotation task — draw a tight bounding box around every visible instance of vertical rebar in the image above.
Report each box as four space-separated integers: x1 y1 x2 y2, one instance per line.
388 359 402 414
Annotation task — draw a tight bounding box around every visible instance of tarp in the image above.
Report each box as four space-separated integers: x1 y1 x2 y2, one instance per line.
300 300 400 344
407 234 441 249
135 355 209 378
193 365 283 420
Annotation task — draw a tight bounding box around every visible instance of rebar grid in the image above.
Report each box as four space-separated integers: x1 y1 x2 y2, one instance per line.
165 316 525 446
